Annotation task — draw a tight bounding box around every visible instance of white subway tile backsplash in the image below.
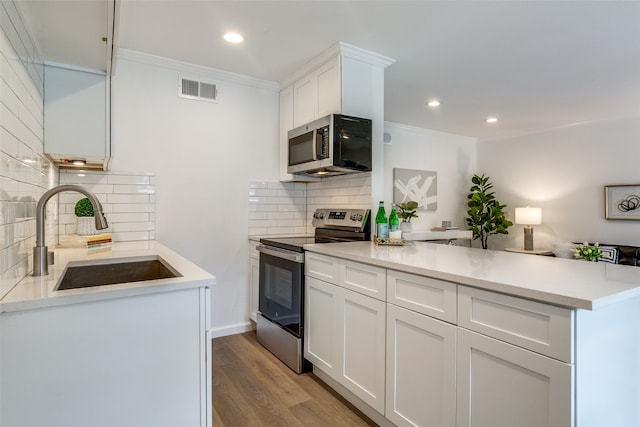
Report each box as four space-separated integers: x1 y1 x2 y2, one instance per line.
112 222 155 232
248 180 307 236
106 194 151 204
106 174 151 185
106 213 151 222
0 1 52 299
248 174 372 237
59 170 156 243
112 203 155 213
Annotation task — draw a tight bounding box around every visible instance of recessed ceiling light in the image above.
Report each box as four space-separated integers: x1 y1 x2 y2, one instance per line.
223 32 244 43
426 100 441 108
486 117 498 124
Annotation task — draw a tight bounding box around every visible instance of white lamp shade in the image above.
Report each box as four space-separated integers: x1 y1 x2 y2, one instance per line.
515 207 542 225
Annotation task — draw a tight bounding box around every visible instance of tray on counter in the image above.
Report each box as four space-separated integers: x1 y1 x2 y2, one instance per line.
374 237 406 246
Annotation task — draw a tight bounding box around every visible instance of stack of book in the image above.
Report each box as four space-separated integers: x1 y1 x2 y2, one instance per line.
85 233 112 250
59 233 113 250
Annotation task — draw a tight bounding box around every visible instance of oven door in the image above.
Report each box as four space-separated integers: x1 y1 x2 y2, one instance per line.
257 246 304 337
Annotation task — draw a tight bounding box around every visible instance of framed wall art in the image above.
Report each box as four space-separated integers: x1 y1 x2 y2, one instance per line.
393 168 437 210
604 184 640 220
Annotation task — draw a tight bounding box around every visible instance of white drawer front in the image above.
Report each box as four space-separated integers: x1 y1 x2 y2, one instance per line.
305 252 340 285
341 260 386 301
458 286 574 363
387 270 457 323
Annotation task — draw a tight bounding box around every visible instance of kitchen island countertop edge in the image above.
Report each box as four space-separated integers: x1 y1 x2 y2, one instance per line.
303 241 640 310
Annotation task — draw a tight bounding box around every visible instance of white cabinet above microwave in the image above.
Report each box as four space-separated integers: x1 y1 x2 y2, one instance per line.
292 56 341 128
279 43 395 182
44 64 111 171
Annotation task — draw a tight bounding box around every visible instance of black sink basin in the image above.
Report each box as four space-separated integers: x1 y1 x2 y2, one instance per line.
56 257 182 290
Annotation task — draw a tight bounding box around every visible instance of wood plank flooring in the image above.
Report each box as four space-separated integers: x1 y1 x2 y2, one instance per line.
212 331 377 427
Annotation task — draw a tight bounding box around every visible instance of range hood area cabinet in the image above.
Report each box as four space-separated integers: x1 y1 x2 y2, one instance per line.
292 55 341 128
44 65 111 171
278 43 394 182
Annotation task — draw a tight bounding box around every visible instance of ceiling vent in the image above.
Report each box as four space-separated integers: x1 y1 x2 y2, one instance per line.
178 77 218 103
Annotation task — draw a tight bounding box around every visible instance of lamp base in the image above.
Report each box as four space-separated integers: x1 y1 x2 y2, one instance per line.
523 226 534 251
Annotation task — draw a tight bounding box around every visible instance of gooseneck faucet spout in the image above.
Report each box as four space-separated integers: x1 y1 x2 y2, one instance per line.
33 185 109 276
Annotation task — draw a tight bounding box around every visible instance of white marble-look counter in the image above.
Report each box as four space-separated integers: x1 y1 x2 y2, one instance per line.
303 241 640 310
1 241 215 313
402 229 472 241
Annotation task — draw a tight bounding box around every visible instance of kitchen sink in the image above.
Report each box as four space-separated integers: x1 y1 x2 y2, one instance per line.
56 256 182 290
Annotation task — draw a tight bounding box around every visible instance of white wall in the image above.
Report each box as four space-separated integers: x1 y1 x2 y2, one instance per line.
111 50 280 337
477 117 640 250
383 122 477 232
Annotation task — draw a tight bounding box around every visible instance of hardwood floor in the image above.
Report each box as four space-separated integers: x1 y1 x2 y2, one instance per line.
212 331 377 427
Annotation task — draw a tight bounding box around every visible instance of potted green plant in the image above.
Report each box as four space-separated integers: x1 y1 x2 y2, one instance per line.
75 197 96 235
465 174 513 249
397 201 419 232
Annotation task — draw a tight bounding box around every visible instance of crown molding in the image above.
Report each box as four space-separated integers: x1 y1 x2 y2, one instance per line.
116 49 280 91
280 42 395 88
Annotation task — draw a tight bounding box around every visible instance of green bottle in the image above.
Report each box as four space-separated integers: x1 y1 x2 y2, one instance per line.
389 203 399 232
375 201 389 238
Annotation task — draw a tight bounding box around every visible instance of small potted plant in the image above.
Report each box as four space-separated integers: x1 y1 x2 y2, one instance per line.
397 201 419 232
75 197 97 235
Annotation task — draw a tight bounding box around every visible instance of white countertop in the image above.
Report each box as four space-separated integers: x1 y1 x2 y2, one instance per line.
402 229 472 241
303 241 640 310
1 241 215 313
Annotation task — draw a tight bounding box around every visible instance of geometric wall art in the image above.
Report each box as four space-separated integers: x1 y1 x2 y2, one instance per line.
393 168 437 210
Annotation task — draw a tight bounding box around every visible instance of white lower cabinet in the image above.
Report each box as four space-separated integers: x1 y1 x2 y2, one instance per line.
341 287 386 413
305 276 341 376
306 253 580 427
1 287 211 427
386 304 456 427
305 268 386 414
249 240 260 322
249 256 259 322
456 328 573 427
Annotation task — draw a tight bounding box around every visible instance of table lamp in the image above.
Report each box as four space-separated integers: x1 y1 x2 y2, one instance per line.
515 207 542 251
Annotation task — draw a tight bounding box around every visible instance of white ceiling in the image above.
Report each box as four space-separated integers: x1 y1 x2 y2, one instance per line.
17 0 640 140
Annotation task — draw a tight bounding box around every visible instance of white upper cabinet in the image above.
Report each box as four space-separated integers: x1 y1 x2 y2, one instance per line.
279 42 395 182
293 56 340 127
34 0 118 171
44 65 111 170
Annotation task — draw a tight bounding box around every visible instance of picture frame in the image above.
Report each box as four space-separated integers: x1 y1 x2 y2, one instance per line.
604 184 640 220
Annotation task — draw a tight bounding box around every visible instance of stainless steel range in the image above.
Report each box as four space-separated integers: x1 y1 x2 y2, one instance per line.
256 208 370 373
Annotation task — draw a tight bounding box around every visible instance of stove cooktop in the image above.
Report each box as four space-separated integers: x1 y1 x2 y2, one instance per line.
259 208 371 253
259 236 317 253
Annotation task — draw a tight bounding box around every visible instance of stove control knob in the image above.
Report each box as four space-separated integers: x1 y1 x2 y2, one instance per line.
314 212 324 219
350 213 363 221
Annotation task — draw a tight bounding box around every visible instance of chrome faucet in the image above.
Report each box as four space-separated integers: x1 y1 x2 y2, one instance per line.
33 185 109 276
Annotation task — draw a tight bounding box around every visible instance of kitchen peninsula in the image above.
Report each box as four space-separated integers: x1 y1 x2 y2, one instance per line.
0 241 214 427
303 241 640 427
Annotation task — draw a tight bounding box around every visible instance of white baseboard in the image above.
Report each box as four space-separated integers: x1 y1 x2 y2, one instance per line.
209 321 255 339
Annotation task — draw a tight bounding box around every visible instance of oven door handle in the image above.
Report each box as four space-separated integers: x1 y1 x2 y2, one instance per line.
257 245 305 263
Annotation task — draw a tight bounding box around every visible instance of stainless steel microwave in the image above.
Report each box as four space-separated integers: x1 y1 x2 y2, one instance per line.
287 114 372 177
